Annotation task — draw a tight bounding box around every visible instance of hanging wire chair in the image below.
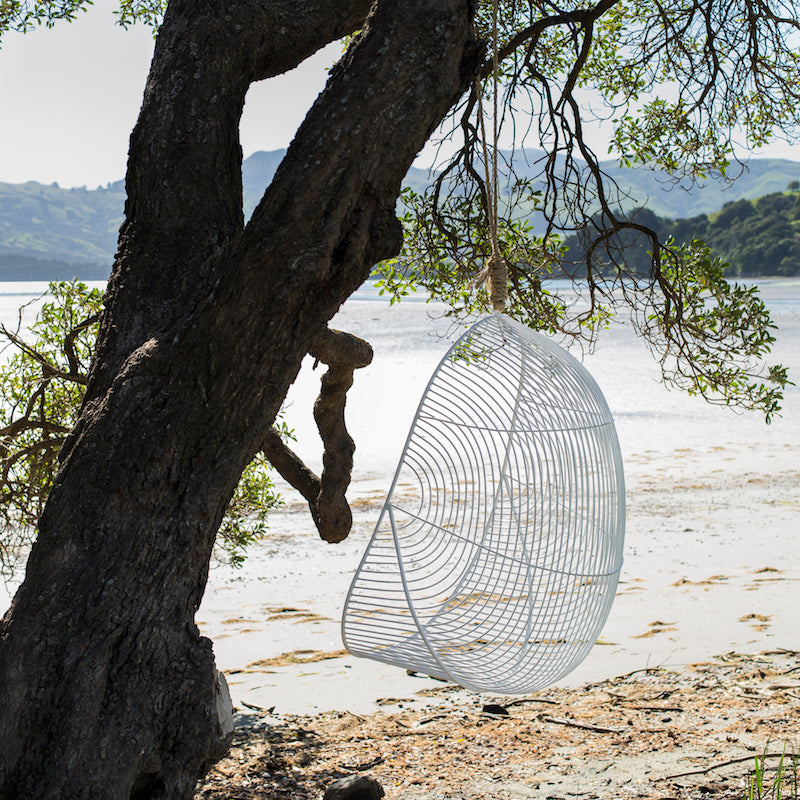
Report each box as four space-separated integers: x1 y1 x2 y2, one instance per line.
342 313 625 694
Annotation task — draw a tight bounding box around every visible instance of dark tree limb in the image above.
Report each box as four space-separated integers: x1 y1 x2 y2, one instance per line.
0 1 479 796
85 0 375 408
262 329 373 544
63 312 100 377
260 429 320 507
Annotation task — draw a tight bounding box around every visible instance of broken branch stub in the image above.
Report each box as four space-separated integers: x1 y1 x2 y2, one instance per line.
262 328 373 543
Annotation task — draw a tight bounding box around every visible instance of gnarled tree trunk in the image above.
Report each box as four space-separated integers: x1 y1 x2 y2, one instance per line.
0 1 479 797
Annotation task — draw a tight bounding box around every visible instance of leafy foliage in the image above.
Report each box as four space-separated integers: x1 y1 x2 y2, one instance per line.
375 186 573 334
0 0 164 42
380 0 797 420
114 0 167 29
0 281 99 575
1 0 89 37
0 281 284 577
217 450 285 569
665 193 800 278
637 241 790 422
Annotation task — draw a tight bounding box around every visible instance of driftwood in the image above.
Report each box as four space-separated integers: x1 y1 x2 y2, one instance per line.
261 327 373 543
539 715 623 734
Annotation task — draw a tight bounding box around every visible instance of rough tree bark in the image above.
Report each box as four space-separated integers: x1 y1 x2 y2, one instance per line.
0 0 480 798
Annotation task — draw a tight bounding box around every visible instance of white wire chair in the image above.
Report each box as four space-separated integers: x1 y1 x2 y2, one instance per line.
342 314 625 693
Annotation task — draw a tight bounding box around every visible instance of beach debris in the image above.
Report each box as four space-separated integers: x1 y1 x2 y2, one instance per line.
739 613 774 632
539 714 623 734
196 650 800 800
481 703 510 717
404 669 448 682
665 752 800 780
240 701 275 714
323 774 385 800
632 620 678 639
266 608 331 624
337 756 385 773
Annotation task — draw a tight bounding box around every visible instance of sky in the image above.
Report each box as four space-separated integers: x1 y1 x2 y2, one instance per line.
0 4 337 188
3 4 800 190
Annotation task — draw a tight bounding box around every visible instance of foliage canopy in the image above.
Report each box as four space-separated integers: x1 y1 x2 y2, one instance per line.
0 282 284 577
0 0 165 38
374 0 797 420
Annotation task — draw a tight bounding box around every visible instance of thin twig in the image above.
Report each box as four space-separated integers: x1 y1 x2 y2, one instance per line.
666 753 800 780
338 756 385 772
540 715 623 734
504 697 559 708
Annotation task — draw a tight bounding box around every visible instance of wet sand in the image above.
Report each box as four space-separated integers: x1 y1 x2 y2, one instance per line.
197 434 799 715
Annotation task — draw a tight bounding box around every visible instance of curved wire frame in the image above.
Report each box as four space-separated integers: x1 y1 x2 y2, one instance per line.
342 314 625 693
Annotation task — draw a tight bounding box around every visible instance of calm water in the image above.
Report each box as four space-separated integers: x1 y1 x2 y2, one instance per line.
294 277 800 482
0 277 797 480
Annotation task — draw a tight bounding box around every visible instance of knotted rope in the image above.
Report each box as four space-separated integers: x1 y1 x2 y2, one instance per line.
473 0 509 313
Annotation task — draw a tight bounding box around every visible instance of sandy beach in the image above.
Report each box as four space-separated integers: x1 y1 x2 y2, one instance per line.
195 279 800 717
0 279 797 799
194 415 798 799
197 439 799 717
196 649 800 800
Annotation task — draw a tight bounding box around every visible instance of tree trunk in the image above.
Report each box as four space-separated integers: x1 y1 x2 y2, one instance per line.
0 1 479 797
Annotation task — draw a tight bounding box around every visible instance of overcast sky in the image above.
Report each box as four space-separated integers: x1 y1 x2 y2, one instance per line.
0 4 336 188
2 5 800 189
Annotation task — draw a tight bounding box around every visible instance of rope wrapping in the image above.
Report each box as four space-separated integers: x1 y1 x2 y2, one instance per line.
486 251 509 312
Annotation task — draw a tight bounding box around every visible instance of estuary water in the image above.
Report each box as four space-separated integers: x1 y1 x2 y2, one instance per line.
1 278 798 713
1 277 796 474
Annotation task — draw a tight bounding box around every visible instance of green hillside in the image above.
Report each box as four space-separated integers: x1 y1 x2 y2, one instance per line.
564 190 800 277
0 180 124 270
597 157 800 219
2 150 800 279
663 191 800 276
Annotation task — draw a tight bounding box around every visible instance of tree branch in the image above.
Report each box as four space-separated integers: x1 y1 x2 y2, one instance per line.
261 329 373 544
63 312 100 378
86 0 374 406
260 428 320 504
0 326 87 385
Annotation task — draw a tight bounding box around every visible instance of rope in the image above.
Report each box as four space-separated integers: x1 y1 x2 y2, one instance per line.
474 0 508 313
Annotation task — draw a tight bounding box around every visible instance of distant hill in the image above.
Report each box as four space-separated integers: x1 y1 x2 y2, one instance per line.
565 191 800 277
596 156 800 219
0 179 125 280
3 149 800 279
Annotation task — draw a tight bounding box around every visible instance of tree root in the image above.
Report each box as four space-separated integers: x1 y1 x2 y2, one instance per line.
261 328 373 543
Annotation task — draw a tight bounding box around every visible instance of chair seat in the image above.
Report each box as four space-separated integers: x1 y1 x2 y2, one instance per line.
342 314 625 693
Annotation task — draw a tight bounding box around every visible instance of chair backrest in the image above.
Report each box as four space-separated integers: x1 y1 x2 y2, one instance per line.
342 314 625 693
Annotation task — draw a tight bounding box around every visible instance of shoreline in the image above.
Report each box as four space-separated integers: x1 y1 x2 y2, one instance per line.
196 648 800 800
197 440 799 716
